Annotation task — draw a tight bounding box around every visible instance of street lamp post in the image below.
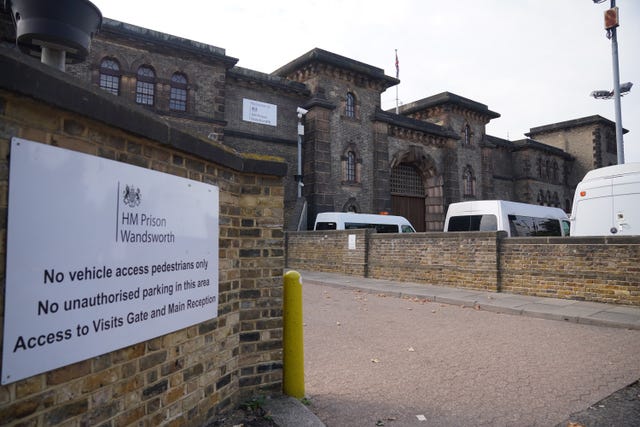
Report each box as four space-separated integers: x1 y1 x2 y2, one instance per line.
296 107 308 198
592 0 630 164
608 0 625 164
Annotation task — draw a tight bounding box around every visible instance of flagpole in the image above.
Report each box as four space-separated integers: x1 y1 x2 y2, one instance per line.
395 49 399 114
395 85 399 114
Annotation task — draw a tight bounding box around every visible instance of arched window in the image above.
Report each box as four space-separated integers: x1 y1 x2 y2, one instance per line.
345 92 355 118
99 58 120 96
343 197 360 213
545 160 551 181
346 151 356 182
136 65 156 106
463 124 471 145
536 158 543 178
463 165 475 196
537 190 545 205
342 148 360 183
169 72 188 112
552 161 559 183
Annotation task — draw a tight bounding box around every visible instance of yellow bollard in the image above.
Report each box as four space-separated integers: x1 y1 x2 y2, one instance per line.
283 270 305 398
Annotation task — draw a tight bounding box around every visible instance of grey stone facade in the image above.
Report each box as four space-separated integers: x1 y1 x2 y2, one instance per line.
52 17 620 231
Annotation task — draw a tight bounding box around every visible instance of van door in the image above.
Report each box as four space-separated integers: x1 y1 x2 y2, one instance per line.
572 180 613 236
611 174 639 235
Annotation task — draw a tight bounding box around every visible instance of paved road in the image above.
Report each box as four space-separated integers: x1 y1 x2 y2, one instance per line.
301 279 640 426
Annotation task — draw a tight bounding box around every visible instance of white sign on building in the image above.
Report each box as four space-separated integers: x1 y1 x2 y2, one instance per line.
2 138 219 384
242 98 277 126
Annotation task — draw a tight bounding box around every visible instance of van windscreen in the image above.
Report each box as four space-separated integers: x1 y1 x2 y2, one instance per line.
447 215 497 232
344 223 399 233
508 215 562 236
315 222 337 230
401 225 416 233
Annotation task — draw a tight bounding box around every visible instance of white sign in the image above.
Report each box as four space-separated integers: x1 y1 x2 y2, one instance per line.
2 138 219 384
242 98 277 126
348 234 356 250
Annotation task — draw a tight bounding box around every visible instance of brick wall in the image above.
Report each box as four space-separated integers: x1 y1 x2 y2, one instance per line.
1 47 286 426
500 236 640 305
285 231 640 306
368 232 500 291
285 230 368 276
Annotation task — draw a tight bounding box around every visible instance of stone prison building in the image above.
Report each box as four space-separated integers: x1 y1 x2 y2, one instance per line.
62 18 622 232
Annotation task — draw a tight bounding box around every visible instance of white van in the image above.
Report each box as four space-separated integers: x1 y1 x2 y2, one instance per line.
570 163 640 236
444 200 570 237
313 212 416 233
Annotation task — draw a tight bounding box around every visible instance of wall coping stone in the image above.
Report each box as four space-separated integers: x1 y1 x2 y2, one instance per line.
101 18 238 68
273 47 399 90
396 91 500 119
503 236 640 245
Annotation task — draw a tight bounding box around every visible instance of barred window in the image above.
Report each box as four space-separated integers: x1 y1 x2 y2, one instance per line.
537 158 543 178
463 166 475 196
463 124 471 145
136 66 156 106
169 73 188 112
345 92 355 118
99 58 120 96
346 151 356 182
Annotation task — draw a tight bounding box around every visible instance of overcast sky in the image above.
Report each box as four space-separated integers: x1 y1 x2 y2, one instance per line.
91 0 640 162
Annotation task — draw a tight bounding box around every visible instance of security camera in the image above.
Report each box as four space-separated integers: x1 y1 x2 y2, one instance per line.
297 107 309 116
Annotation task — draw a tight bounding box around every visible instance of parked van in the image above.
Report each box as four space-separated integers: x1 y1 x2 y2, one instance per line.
313 212 416 233
444 200 570 237
570 163 640 236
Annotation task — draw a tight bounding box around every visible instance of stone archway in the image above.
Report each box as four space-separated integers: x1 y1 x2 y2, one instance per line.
341 197 360 213
390 147 444 232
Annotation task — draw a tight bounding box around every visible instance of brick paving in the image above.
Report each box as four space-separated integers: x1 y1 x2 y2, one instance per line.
302 281 640 426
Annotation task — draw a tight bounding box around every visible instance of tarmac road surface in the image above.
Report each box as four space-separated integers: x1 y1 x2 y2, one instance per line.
301 275 640 426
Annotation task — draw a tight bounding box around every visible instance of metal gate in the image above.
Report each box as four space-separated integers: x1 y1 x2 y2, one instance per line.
391 164 426 231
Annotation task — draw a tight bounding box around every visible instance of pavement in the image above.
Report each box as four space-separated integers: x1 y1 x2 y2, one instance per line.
297 270 640 331
263 270 640 426
262 395 326 427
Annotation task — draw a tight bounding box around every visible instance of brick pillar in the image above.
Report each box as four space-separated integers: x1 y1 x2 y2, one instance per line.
373 121 391 213
304 105 334 228
236 174 286 398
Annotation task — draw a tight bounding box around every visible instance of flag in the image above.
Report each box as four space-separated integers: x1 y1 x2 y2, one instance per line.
395 50 399 79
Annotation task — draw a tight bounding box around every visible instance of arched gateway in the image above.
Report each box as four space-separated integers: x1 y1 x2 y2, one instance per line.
390 149 444 232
